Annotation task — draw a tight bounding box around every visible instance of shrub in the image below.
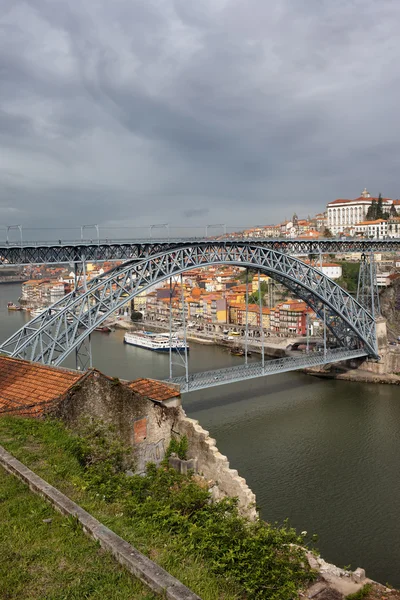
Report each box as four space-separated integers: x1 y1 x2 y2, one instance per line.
165 435 188 460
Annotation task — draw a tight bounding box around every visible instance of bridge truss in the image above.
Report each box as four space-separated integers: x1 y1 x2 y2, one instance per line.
1 238 400 265
0 244 378 375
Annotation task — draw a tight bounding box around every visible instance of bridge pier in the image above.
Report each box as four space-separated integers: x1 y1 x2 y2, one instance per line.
359 317 389 375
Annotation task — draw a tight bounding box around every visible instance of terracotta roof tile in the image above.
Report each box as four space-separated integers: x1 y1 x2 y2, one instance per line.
128 378 180 401
0 356 85 417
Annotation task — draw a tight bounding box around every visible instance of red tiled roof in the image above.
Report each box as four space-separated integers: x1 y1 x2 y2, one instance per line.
128 378 180 402
0 356 84 416
328 197 392 206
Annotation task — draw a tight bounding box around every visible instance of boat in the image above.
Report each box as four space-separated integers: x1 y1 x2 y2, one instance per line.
7 302 22 311
230 347 245 356
95 326 112 333
30 307 46 318
230 347 252 357
124 330 189 352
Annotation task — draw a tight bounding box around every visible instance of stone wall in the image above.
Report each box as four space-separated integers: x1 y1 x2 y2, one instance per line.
174 411 257 519
53 371 179 474
52 371 257 517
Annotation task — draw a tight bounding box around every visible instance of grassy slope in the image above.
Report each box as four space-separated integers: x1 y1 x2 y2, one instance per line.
0 417 243 600
0 466 156 600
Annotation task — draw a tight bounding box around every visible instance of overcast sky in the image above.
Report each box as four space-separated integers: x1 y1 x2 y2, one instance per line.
1 0 399 236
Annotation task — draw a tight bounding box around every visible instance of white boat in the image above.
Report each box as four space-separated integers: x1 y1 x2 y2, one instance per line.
124 330 189 352
30 307 46 318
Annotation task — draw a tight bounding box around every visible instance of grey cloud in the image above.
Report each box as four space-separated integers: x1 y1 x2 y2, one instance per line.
1 0 400 237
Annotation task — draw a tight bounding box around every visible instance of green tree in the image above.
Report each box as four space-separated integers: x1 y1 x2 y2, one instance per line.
248 282 269 305
366 199 377 220
131 311 143 322
322 227 333 238
376 193 384 219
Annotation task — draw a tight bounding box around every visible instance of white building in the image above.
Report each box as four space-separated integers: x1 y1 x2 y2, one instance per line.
387 217 400 239
375 272 391 287
355 219 388 239
320 263 342 279
327 188 398 235
306 261 342 279
49 283 65 304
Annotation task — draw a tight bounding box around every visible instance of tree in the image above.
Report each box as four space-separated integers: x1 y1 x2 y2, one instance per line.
323 227 333 238
390 203 397 217
376 193 384 219
366 199 378 221
131 311 143 322
248 282 269 305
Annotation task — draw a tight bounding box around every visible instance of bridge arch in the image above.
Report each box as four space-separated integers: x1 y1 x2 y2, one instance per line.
0 244 378 366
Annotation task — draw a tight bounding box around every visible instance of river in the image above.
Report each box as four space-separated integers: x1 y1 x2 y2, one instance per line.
1 283 399 586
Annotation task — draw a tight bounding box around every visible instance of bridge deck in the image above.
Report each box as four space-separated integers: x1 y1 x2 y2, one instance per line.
167 348 368 393
1 238 400 265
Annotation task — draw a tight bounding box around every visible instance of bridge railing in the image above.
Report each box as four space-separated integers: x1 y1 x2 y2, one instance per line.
0 236 399 248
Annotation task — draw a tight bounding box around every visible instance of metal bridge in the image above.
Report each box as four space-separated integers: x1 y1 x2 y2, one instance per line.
0 243 380 392
1 237 400 265
171 348 368 393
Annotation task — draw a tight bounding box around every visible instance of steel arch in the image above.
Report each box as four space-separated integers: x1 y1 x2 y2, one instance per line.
0 244 378 365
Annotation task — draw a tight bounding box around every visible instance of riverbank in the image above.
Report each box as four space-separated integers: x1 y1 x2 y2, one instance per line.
306 367 400 385
116 318 293 357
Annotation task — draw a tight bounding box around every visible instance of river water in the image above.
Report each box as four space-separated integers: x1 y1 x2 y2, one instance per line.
1 284 399 586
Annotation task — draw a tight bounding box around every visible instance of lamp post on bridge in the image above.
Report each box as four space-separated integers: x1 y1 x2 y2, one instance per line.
6 225 23 246
80 224 100 244
149 224 170 241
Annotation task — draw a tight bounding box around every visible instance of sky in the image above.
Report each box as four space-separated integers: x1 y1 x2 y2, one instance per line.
1 0 400 238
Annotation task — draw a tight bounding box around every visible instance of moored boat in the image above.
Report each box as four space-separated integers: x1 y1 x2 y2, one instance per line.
230 346 252 357
95 326 112 333
7 302 22 311
124 330 189 352
29 307 46 318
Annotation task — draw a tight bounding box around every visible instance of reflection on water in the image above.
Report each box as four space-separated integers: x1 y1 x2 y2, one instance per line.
1 284 399 586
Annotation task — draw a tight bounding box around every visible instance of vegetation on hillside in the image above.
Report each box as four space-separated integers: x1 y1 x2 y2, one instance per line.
334 261 360 293
0 467 155 600
0 417 317 600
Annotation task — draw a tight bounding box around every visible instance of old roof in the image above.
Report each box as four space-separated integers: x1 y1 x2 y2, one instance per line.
0 356 85 417
128 378 180 402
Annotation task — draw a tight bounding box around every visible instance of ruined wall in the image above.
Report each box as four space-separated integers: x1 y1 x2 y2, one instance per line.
174 411 257 519
53 371 179 473
53 371 257 516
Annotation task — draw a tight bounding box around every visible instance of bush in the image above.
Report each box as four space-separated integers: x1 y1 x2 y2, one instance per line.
68 423 314 597
165 435 188 460
68 419 134 501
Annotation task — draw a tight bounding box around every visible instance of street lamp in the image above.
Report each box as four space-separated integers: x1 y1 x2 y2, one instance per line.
149 224 170 241
80 224 100 244
6 225 23 246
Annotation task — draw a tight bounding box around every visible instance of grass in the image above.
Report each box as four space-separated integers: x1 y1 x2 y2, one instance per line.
0 466 156 600
346 583 373 599
0 417 245 599
0 416 314 599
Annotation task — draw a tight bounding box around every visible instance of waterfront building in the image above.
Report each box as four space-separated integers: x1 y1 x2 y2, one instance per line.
21 279 51 305
270 300 311 336
228 303 270 329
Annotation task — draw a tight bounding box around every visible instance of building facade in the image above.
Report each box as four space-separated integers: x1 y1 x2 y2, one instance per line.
327 188 396 235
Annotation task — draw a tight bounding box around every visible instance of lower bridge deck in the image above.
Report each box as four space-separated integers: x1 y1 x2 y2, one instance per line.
167 348 369 393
